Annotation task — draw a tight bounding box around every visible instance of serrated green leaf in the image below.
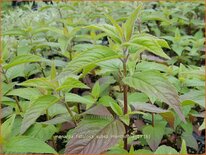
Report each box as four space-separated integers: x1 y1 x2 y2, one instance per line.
105 14 123 39
123 71 185 123
124 3 143 41
134 149 153 154
142 122 167 151
182 132 198 150
1 114 16 140
157 39 170 49
136 61 168 72
85 25 121 43
48 104 68 117
7 88 41 100
24 123 57 141
65 93 94 105
2 82 15 95
91 81 100 99
125 34 170 59
106 146 128 154
98 95 117 107
109 102 123 116
154 145 178 154
62 46 121 74
3 136 57 154
129 145 135 154
3 29 25 36
20 95 59 134
3 55 44 70
120 114 130 126
57 77 89 91
42 114 71 125
18 78 57 90
180 90 205 108
180 139 187 154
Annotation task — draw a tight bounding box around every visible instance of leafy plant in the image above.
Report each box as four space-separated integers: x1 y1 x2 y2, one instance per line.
1 1 205 154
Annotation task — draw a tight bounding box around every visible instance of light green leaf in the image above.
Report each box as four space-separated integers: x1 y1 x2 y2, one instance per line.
7 88 41 100
10 116 22 138
109 102 123 116
1 114 16 139
91 81 100 99
6 65 25 81
180 139 187 154
57 77 89 91
134 149 153 154
35 26 63 36
65 93 94 105
182 132 198 150
58 37 71 57
2 107 13 119
3 55 44 70
18 78 57 90
3 136 57 154
123 71 185 122
42 114 71 125
24 123 57 141
81 64 97 77
120 114 130 126
142 122 166 151
129 145 135 154
136 61 168 72
48 104 68 118
154 145 178 154
20 95 59 134
3 29 25 36
157 39 170 49
125 34 170 59
107 147 128 154
105 14 123 39
62 45 121 74
85 25 121 43
180 90 205 108
2 82 15 95
128 92 149 103
124 3 143 41
134 149 152 154
98 95 116 107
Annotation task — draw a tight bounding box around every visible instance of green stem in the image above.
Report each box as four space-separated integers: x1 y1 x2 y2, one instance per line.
58 8 65 28
69 50 73 61
37 62 46 77
46 109 56 150
61 99 77 126
65 102 77 126
14 96 23 113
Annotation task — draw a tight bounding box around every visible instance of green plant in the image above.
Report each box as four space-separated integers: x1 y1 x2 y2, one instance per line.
1 1 205 154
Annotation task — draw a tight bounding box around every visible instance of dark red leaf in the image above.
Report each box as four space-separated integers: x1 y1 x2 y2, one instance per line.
64 117 125 154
